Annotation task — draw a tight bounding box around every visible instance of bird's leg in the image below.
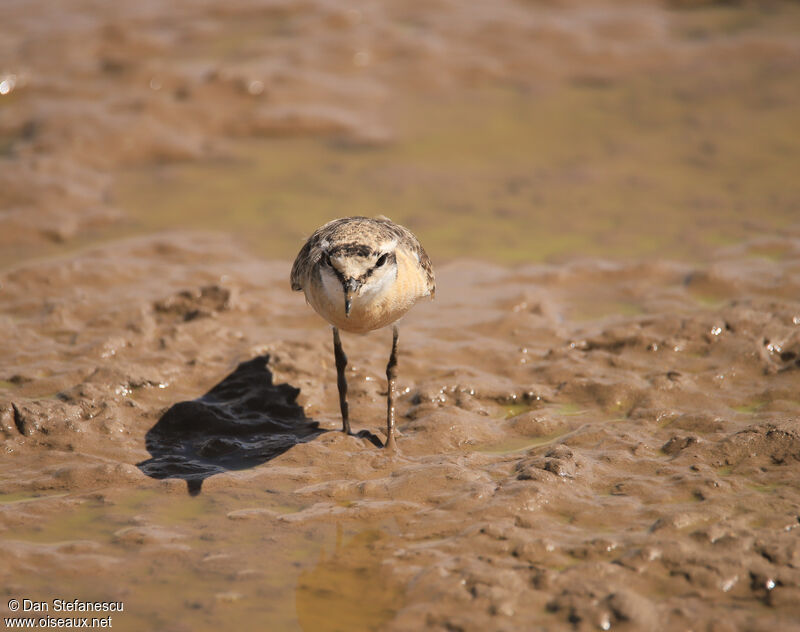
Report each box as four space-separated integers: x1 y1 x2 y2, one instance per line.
385 325 399 450
332 327 351 435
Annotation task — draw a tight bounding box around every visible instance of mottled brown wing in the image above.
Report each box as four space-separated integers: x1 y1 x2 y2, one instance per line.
290 238 312 291
416 245 436 298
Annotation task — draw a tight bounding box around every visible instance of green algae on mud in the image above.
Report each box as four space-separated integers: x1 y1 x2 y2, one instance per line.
732 401 768 415
0 492 68 505
475 431 573 456
10 497 111 544
115 60 800 266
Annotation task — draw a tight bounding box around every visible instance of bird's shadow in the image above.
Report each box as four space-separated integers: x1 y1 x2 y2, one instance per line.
137 354 381 496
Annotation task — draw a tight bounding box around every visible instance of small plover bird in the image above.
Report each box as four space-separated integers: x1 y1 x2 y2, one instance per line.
290 216 435 449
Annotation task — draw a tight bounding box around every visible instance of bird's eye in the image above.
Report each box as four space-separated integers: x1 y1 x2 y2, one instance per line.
321 253 331 267
375 253 388 268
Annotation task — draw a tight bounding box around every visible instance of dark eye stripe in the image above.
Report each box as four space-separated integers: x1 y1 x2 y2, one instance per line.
363 252 396 281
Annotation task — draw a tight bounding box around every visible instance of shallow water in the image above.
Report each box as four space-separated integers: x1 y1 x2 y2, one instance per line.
115 70 800 265
1 486 402 631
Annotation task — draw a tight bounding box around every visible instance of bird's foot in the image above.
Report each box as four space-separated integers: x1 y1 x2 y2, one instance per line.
349 428 383 448
383 434 398 451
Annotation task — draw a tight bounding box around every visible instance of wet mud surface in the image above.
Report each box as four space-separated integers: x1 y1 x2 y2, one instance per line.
3 0 800 630
3 233 800 630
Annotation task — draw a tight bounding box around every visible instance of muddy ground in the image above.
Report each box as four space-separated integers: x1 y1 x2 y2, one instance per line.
2 1 800 631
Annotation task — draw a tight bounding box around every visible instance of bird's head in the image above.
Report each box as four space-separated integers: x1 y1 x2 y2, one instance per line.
317 241 397 317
